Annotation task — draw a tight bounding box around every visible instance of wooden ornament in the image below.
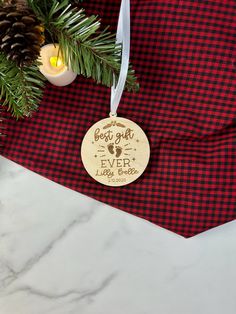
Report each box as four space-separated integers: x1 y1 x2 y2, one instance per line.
81 116 150 187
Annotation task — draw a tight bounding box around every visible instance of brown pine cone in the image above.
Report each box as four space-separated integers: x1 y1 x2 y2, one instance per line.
0 1 45 67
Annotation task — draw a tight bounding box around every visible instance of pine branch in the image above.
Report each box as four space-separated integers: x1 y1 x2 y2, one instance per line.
28 0 139 91
0 53 45 119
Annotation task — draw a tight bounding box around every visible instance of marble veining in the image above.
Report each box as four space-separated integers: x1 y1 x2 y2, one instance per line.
0 156 236 314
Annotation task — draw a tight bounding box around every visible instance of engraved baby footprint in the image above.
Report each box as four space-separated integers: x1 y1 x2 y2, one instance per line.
107 143 114 155
115 146 122 158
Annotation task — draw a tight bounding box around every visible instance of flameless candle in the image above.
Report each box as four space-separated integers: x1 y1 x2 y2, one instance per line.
39 44 77 86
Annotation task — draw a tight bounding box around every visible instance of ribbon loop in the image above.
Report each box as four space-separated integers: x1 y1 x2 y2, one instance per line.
110 0 130 115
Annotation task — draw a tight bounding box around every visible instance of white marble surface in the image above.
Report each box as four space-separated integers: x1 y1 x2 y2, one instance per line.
0 155 236 314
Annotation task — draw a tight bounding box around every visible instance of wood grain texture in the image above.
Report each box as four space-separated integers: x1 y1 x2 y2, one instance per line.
81 117 150 187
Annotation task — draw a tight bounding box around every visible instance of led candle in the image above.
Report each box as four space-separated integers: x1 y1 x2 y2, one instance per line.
39 44 77 86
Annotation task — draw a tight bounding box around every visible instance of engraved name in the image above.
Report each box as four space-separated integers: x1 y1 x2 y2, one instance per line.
95 169 114 178
95 167 138 178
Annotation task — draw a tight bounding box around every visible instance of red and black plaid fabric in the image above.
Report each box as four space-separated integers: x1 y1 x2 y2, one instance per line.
2 0 236 237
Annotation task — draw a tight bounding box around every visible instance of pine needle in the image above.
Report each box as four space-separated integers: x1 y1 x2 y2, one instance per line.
0 53 45 119
29 0 139 91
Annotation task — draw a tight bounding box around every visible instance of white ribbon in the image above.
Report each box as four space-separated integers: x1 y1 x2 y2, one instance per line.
110 0 130 115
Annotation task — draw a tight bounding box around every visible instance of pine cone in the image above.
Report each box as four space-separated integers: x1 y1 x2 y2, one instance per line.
0 1 45 67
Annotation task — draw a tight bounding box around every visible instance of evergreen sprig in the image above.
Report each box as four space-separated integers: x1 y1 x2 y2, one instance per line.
0 0 139 121
28 0 139 91
0 53 45 118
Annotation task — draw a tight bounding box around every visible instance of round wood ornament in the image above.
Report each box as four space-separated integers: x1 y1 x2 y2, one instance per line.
81 116 150 186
